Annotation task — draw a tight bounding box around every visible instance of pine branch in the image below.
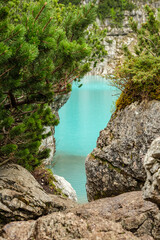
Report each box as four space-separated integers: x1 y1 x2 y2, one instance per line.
70 4 93 41
0 50 7 57
35 2 47 22
4 30 20 43
0 66 15 78
43 17 53 32
0 158 11 167
0 96 8 106
143 36 158 55
54 74 80 93
52 63 65 74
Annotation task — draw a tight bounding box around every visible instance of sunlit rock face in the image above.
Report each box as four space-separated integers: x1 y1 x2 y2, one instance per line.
85 100 160 201
0 164 78 227
0 164 55 223
143 137 160 207
54 174 78 202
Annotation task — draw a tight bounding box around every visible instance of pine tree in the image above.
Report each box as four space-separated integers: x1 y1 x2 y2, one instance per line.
112 5 160 111
0 0 107 170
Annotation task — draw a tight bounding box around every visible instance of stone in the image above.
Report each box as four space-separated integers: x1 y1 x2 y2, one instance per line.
72 191 159 240
86 100 160 201
40 93 70 165
1 192 159 240
1 213 140 240
0 164 76 225
49 194 78 210
54 175 77 202
90 1 160 76
143 137 160 207
40 126 56 165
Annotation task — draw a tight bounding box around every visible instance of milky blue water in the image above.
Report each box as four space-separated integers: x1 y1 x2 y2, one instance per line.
51 76 119 203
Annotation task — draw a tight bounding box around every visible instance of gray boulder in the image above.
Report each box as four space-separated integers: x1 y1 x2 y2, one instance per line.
1 191 159 240
54 175 77 202
73 191 160 240
86 100 160 201
143 137 160 207
1 213 140 240
0 164 77 224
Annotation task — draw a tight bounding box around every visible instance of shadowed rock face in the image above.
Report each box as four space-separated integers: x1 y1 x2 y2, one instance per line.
86 100 160 201
0 164 77 225
143 137 160 207
1 192 159 240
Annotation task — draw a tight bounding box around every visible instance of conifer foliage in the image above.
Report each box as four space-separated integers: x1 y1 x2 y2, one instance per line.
0 0 107 170
112 5 160 110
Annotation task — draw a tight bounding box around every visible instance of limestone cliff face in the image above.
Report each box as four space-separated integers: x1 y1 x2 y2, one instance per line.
85 100 160 201
90 0 160 75
40 93 70 165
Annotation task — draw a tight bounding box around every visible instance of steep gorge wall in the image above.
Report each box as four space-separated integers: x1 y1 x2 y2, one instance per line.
91 0 160 75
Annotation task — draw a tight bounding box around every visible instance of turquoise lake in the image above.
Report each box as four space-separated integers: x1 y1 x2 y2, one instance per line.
51 76 119 203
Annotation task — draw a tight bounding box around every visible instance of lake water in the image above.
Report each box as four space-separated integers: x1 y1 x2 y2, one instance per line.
51 76 119 203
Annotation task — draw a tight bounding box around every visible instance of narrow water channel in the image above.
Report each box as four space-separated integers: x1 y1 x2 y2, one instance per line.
51 76 119 203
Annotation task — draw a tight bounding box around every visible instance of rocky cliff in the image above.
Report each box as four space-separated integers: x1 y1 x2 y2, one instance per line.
91 0 160 75
85 100 160 201
40 93 70 165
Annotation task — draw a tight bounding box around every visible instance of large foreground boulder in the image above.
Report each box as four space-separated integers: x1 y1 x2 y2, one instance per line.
73 191 160 240
1 213 140 240
143 137 160 207
0 164 77 225
1 191 159 240
86 100 160 201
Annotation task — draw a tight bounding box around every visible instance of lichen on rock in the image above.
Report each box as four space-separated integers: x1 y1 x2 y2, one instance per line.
86 100 160 201
1 191 160 240
0 164 75 225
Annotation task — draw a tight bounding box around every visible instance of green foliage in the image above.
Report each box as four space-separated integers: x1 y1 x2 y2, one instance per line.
97 0 135 26
32 165 67 196
58 0 80 6
111 5 160 111
57 0 135 26
0 0 107 170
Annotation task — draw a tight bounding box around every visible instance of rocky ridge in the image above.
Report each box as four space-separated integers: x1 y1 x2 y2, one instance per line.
85 100 160 201
1 190 159 240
